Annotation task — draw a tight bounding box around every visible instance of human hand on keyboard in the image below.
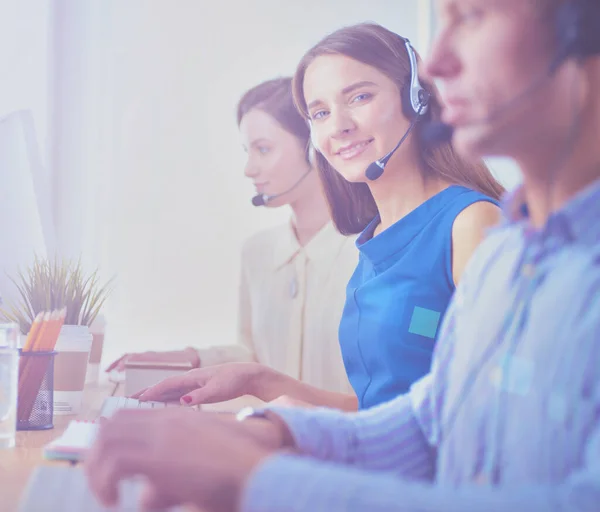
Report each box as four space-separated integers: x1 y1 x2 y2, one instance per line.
133 362 265 405
84 407 286 512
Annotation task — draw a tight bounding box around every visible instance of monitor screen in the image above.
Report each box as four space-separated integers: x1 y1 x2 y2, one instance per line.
0 110 53 314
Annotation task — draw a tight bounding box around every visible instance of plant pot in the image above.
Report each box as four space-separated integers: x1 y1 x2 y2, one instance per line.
53 325 92 415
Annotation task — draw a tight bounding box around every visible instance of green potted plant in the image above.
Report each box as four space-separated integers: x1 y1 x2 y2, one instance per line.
0 256 113 415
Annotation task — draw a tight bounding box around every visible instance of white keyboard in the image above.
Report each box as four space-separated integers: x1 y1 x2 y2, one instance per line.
19 465 182 511
99 396 180 419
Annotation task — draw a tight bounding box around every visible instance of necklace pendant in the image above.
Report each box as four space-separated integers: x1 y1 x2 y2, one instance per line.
289 277 298 298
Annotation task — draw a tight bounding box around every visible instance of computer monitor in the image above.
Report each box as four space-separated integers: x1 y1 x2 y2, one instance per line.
0 110 54 313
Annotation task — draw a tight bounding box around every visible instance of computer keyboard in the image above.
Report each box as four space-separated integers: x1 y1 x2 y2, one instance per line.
99 396 181 419
19 465 182 511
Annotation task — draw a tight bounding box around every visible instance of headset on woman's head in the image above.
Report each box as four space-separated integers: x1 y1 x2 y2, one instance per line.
307 35 433 180
400 38 430 119
363 37 432 181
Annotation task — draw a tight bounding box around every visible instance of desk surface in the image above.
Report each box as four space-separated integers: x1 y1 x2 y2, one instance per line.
0 383 112 512
0 382 264 511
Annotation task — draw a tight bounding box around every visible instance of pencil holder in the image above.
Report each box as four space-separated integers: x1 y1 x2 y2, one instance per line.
17 350 57 431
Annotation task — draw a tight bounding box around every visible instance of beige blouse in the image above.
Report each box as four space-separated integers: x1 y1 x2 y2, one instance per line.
196 221 358 394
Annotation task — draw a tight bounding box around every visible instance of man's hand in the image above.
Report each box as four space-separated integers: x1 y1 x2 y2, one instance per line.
84 408 287 512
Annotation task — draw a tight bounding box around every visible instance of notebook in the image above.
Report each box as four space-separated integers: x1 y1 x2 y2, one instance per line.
19 465 182 511
43 420 99 462
123 360 193 397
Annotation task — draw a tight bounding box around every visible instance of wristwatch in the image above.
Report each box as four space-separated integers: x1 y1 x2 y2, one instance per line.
235 406 268 422
236 407 294 449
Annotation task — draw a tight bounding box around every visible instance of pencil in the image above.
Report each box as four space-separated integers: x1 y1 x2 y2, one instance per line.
22 312 44 352
18 311 62 422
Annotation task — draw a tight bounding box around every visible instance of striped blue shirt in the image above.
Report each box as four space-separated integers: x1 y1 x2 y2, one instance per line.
242 178 600 511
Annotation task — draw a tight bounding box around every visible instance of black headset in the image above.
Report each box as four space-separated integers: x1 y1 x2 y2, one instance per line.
423 0 600 147
553 0 600 70
309 36 430 143
400 37 430 120
362 37 431 180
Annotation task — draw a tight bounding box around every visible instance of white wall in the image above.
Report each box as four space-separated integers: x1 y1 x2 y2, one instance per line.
4 1 517 366
485 157 523 191
0 1 53 308
46 1 424 364
0 112 50 309
0 0 51 161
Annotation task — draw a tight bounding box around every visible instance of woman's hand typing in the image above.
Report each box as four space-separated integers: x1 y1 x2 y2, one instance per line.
133 362 266 405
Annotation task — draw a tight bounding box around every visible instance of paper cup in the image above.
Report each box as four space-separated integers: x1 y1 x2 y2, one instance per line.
85 315 106 385
53 325 92 415
85 333 104 385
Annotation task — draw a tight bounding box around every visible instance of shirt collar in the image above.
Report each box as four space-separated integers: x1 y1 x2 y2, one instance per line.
501 177 600 245
272 220 350 269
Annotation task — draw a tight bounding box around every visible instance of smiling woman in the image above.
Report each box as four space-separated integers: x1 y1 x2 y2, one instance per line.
293 23 505 235
289 22 505 408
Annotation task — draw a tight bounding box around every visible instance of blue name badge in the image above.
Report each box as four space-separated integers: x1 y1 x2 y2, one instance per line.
490 355 535 396
408 306 441 339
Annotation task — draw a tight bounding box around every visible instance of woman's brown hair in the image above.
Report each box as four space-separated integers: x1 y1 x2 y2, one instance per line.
237 77 310 161
292 23 505 235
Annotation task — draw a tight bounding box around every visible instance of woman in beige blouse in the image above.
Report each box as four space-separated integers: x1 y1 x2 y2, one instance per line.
107 77 358 395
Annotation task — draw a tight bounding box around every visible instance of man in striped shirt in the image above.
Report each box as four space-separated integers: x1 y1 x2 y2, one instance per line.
85 1 600 510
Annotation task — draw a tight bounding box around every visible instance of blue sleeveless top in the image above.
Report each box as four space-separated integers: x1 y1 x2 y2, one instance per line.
339 185 498 409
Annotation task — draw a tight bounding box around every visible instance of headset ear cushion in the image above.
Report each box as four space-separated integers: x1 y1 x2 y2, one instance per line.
401 79 417 119
554 0 600 65
401 76 430 119
555 2 581 61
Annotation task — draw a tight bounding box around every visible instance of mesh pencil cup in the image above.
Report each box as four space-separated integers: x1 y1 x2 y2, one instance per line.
17 350 57 431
